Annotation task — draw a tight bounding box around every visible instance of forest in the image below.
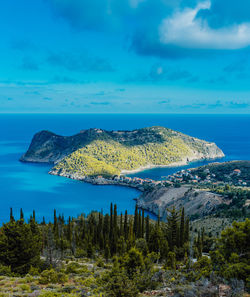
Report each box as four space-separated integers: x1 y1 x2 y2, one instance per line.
0 205 248 296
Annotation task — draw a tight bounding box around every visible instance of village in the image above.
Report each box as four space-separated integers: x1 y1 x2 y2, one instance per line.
82 163 249 191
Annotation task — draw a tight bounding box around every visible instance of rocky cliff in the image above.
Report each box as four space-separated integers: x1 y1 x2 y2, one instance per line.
137 186 225 218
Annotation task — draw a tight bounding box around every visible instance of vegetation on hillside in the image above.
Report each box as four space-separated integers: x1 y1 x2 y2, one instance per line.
191 161 250 186
52 137 203 177
0 205 248 296
22 126 223 177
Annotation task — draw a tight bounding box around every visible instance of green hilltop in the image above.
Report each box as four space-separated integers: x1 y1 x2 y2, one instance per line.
49 126 224 178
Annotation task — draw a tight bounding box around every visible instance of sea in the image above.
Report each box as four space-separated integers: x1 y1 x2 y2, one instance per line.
0 114 249 223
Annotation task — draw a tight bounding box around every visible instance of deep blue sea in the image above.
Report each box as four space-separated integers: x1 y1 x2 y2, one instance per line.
0 114 249 223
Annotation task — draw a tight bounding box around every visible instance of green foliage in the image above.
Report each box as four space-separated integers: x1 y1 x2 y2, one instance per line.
211 219 250 283
103 268 139 297
193 256 212 279
28 266 40 276
192 160 250 186
39 269 68 284
39 269 58 284
213 187 250 219
0 265 12 277
65 262 88 274
52 130 212 177
0 219 41 275
166 252 176 270
122 248 145 277
0 204 249 295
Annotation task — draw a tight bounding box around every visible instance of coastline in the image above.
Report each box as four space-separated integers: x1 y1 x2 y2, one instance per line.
49 170 145 192
49 154 225 195
121 154 225 175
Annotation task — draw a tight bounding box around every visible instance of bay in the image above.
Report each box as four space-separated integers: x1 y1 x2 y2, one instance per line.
0 114 249 223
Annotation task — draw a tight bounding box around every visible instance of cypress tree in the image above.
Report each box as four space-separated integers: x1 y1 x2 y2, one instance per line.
157 210 160 227
110 203 113 241
67 217 72 243
32 210 36 221
120 212 123 237
53 209 59 241
141 209 145 238
104 242 110 262
180 208 185 247
114 204 118 233
20 208 24 220
184 217 190 243
133 205 138 236
124 210 128 240
166 207 179 250
138 210 142 238
201 227 205 246
10 207 14 222
103 214 110 242
145 215 150 243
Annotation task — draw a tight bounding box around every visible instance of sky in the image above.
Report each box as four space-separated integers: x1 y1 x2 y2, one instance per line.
0 0 250 113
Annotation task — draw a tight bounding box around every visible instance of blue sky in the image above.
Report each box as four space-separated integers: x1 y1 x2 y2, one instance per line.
0 0 250 113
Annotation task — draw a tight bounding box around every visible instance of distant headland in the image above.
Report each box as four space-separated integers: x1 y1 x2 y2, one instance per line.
21 126 224 180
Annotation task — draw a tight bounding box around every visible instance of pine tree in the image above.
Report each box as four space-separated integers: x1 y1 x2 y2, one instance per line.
0 218 42 274
166 207 179 250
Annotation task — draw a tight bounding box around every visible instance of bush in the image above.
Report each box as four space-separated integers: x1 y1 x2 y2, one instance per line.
39 269 59 284
0 265 12 276
193 256 212 279
96 258 105 268
57 272 68 284
65 262 80 274
103 269 139 297
19 284 31 292
28 266 40 276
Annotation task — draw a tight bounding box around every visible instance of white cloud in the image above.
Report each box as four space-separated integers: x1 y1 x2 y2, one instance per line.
159 1 250 49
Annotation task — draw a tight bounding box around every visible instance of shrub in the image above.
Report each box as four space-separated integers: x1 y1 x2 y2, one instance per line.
39 269 58 284
0 265 12 276
19 284 31 292
28 266 40 276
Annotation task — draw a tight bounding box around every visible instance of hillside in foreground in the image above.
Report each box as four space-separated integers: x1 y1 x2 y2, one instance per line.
21 126 224 177
0 205 248 297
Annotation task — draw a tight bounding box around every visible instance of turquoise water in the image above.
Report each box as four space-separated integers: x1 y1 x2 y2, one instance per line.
0 114 249 223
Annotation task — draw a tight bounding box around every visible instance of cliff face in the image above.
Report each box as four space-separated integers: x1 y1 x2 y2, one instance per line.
20 126 224 176
137 186 225 218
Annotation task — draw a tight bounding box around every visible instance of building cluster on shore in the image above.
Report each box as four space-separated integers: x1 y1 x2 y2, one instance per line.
167 167 248 187
84 165 249 189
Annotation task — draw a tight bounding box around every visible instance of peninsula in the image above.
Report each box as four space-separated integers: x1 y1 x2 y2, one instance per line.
21 126 224 179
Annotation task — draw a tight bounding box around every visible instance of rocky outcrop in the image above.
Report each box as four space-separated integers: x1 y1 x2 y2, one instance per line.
137 186 225 218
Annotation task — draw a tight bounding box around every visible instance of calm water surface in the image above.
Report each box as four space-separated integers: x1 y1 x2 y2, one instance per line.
0 114 249 223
